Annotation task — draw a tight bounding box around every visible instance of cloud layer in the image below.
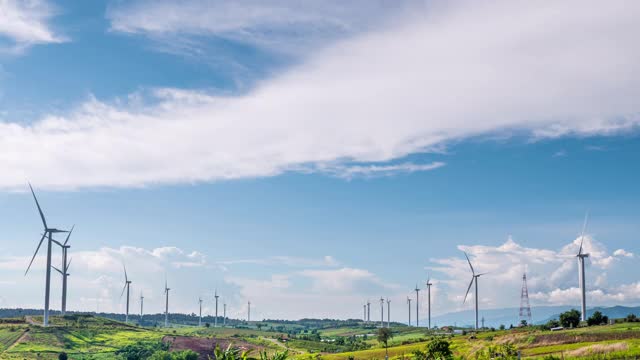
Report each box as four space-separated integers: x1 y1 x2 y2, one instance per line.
0 0 65 53
2 0 640 190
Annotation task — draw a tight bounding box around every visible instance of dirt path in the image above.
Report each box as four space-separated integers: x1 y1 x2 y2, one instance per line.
24 316 40 326
5 330 29 352
260 337 303 355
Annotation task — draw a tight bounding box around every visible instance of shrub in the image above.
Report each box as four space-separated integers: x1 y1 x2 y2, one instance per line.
559 309 581 328
587 311 609 326
59 352 68 360
426 338 452 360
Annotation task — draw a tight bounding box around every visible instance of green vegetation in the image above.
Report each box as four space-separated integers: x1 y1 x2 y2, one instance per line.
1 314 640 359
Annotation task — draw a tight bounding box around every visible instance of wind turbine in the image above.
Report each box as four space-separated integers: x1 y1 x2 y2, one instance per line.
214 289 219 327
414 285 420 327
407 297 412 326
379 297 384 327
198 297 203 327
386 298 391 328
164 279 170 327
223 302 227 327
463 251 486 330
51 226 74 315
426 277 433 329
121 264 132 323
367 300 371 323
247 301 251 322
140 292 144 320
25 184 69 327
577 212 590 322
363 304 367 323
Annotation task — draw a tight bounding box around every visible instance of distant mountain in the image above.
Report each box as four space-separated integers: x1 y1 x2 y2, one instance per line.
425 305 640 328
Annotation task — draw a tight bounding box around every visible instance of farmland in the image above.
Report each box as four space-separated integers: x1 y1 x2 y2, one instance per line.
1 315 640 359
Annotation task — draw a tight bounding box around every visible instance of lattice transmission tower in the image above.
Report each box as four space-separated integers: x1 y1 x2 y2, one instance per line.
519 273 532 325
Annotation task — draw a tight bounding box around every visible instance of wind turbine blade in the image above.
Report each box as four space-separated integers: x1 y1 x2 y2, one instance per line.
121 283 127 297
29 183 47 230
578 211 589 255
463 277 474 304
25 232 47 276
464 251 475 274
51 265 63 275
123 264 128 282
66 257 72 272
64 225 75 246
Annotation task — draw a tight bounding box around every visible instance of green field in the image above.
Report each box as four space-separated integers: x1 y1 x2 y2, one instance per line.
2 315 640 359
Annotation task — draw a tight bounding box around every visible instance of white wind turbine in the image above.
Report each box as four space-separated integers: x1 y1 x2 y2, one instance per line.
426 276 433 329
406 296 412 326
214 289 219 327
577 212 590 322
51 226 74 315
463 251 487 330
121 265 132 323
198 297 203 327
164 278 170 327
25 184 69 327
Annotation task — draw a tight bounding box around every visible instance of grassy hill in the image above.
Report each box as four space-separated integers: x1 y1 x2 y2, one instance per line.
2 314 640 359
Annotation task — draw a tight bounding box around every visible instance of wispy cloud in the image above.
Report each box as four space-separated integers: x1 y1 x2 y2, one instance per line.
107 0 411 56
0 0 66 53
1 1 639 190
317 162 445 180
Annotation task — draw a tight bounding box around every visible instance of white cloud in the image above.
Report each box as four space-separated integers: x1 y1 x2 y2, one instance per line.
614 249 634 258
107 0 410 55
2 0 640 189
0 0 66 53
429 234 640 314
317 162 445 180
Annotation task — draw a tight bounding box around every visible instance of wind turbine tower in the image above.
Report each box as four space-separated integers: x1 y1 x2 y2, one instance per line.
367 300 371 323
52 226 74 315
223 303 227 327
214 290 219 327
577 212 590 322
363 304 366 322
248 301 251 322
140 292 144 319
25 184 69 327
199 297 203 327
407 297 412 326
164 279 170 327
379 297 384 327
414 285 420 327
463 252 486 330
386 298 391 328
426 277 433 329
121 265 132 323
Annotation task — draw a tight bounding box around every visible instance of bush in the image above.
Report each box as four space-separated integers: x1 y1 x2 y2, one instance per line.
115 341 169 360
426 338 452 360
587 311 609 326
559 309 581 328
625 314 638 322
59 352 68 360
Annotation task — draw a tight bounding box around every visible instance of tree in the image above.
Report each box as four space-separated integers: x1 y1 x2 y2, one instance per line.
58 352 68 360
587 311 609 326
499 324 505 330
377 328 393 359
559 309 581 328
426 338 452 360
520 320 528 327
626 314 638 322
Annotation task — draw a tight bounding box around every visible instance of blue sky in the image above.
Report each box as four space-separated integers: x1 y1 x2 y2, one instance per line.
1 0 639 324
